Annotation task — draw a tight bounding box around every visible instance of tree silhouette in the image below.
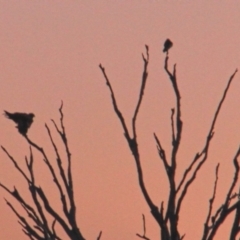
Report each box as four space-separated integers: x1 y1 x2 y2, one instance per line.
1 44 240 240
99 44 240 240
1 103 88 240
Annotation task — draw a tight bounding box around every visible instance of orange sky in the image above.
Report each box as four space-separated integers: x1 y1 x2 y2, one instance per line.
0 1 240 239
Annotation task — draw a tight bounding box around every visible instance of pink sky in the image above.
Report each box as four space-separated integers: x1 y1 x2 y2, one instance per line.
0 1 240 239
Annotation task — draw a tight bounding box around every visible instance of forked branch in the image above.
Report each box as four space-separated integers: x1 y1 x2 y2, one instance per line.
100 46 167 234
1 105 85 240
136 214 151 240
176 69 238 217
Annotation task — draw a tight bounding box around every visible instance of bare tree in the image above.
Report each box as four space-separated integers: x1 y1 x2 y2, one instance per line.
1 43 240 240
0 102 88 240
99 44 240 240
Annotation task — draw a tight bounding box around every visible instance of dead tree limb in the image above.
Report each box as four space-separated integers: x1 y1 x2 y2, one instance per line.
136 214 151 240
100 46 169 239
203 147 240 240
1 104 85 240
100 43 238 240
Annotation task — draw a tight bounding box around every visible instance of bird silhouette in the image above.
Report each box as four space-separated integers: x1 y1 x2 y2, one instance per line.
163 39 173 52
4 111 35 135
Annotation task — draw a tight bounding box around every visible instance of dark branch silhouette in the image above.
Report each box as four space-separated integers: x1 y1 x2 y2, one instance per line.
100 46 170 239
1 103 85 240
100 41 239 240
1 41 240 240
136 214 151 240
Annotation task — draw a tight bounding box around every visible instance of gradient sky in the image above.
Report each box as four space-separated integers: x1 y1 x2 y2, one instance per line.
0 1 240 239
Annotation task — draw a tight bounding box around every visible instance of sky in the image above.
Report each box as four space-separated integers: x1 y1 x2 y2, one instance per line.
0 0 240 239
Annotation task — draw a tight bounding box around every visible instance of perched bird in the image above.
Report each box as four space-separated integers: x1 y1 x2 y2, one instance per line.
163 39 173 52
4 111 35 135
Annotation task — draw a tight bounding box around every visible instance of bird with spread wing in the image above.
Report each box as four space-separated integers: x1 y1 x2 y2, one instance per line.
4 111 35 135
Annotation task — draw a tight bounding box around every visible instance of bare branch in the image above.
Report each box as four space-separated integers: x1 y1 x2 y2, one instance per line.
164 58 182 154
1 146 30 183
33 186 72 237
136 214 151 240
0 148 55 239
96 231 102 240
176 152 200 194
225 147 240 206
170 108 176 144
164 53 182 240
45 124 69 218
1 105 86 240
132 45 149 139
176 69 238 217
24 135 68 225
229 201 240 240
180 233 186 240
51 102 73 193
100 46 168 235
153 133 169 174
160 201 164 216
99 64 131 141
4 198 45 240
202 164 220 239
204 147 240 240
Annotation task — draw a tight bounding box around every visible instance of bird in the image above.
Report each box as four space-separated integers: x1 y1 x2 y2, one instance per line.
163 39 173 53
4 111 35 135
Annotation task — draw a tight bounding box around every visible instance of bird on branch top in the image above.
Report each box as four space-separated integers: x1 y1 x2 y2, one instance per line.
4 111 35 135
163 39 173 53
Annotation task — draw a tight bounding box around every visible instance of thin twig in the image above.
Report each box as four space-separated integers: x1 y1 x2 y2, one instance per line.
100 46 166 231
170 108 176 144
205 147 240 240
136 214 151 240
202 164 220 239
96 231 102 240
176 69 238 217
154 133 169 174
132 45 149 139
